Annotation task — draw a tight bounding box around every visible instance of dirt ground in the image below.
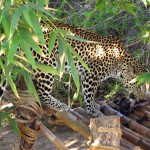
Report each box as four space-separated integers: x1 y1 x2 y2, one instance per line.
0 124 88 150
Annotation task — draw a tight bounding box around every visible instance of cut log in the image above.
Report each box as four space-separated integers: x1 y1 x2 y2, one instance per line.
55 111 90 139
121 126 150 150
140 120 150 129
120 138 135 149
89 116 121 150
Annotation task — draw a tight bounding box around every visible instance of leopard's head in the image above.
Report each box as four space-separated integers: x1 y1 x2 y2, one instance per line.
119 57 150 100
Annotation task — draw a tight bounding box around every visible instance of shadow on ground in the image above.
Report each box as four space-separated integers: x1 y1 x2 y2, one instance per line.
0 124 88 150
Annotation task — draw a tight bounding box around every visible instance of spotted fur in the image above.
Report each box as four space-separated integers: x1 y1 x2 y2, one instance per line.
32 23 146 117
0 23 147 117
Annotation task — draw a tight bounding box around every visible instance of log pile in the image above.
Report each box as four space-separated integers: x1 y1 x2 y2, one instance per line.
1 90 150 150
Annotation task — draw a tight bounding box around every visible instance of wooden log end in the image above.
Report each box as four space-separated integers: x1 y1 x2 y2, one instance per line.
89 145 121 150
89 115 121 149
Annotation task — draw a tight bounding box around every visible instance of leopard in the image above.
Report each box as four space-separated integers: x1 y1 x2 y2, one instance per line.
0 23 149 117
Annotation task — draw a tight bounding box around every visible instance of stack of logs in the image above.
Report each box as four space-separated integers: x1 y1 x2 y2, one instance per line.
2 90 150 150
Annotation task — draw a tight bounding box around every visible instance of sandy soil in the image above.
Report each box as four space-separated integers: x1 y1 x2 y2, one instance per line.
0 124 88 150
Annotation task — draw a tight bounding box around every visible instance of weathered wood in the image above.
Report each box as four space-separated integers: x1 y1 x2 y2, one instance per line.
55 111 90 139
75 107 90 118
122 126 150 150
134 109 150 121
34 104 150 150
133 147 142 150
89 116 121 150
108 101 150 122
129 114 142 121
140 120 150 129
99 101 150 139
121 126 150 150
120 138 135 149
144 106 150 112
3 90 150 150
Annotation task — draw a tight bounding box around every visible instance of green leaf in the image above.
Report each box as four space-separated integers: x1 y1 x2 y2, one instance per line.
0 9 3 24
32 0 36 4
28 9 45 44
22 70 41 104
48 31 57 55
125 3 135 15
12 60 31 73
72 92 79 101
58 37 66 74
1 40 9 52
79 96 83 107
66 35 90 43
19 36 36 69
53 29 72 35
136 72 149 85
96 0 106 10
44 0 49 5
10 5 25 38
134 50 142 57
5 114 20 135
6 72 19 98
28 3 56 19
23 8 33 27
148 38 150 44
14 54 31 65
66 49 80 92
145 73 150 84
0 111 5 127
3 62 18 98
19 28 43 56
7 34 20 63
2 16 10 38
0 57 5 75
35 62 59 76
37 0 44 19
0 58 6 83
58 37 65 55
3 0 11 11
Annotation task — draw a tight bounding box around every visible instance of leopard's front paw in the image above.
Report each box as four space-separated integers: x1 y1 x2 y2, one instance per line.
87 109 104 118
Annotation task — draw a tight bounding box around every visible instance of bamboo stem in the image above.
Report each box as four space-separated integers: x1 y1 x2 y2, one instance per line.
36 121 68 150
55 111 90 139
